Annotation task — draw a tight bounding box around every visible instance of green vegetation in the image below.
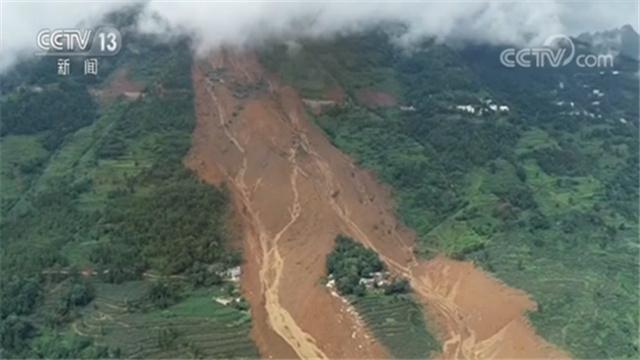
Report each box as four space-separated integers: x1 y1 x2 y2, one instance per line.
30 332 113 359
326 235 384 295
326 235 439 358
0 135 49 213
326 235 410 297
70 283 258 359
268 32 639 359
0 10 256 358
0 81 97 149
353 294 439 359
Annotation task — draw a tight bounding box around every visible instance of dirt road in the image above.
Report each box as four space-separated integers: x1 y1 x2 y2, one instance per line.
185 50 568 360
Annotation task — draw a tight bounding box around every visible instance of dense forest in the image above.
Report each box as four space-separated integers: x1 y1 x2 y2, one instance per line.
264 30 639 359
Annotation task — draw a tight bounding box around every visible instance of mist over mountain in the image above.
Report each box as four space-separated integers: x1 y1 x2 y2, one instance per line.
577 24 640 60
1 1 638 70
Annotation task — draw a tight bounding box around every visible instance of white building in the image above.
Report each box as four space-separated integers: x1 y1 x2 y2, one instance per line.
214 297 233 306
455 105 475 114
224 266 242 282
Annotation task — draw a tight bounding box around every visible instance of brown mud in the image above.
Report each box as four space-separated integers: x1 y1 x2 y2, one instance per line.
185 50 568 360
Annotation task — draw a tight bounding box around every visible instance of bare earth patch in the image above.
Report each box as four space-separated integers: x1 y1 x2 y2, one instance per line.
94 68 145 105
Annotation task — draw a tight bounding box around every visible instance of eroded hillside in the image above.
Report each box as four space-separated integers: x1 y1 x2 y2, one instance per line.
185 51 567 359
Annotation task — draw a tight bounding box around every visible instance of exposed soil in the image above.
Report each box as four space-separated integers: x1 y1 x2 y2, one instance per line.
185 50 568 360
186 51 386 359
413 257 568 359
356 89 397 108
94 68 144 105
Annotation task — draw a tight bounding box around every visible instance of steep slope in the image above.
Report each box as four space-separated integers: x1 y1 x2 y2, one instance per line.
186 50 567 359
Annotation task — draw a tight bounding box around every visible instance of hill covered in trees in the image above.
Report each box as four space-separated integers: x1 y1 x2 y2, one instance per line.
0 10 256 359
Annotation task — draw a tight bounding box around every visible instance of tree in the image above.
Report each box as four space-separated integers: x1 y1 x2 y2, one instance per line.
326 235 384 296
384 278 411 295
0 276 42 318
0 315 35 354
145 279 181 309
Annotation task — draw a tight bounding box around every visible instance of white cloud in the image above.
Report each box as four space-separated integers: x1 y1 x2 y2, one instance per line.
1 1 637 71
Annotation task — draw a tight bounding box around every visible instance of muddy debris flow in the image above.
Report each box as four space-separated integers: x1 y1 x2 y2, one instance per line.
185 51 568 360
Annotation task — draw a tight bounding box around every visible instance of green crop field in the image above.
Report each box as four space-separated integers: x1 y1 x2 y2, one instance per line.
74 284 257 359
352 294 439 359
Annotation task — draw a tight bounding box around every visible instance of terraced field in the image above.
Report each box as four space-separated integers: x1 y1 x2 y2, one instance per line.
352 294 439 359
75 284 258 359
